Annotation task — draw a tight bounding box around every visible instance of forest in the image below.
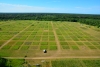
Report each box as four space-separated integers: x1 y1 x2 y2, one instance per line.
0 13 100 27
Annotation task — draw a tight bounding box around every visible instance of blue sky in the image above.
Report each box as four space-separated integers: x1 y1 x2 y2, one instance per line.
0 0 100 14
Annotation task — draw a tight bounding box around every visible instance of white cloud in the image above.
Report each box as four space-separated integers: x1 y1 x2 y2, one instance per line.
75 6 100 10
0 3 99 14
0 3 59 13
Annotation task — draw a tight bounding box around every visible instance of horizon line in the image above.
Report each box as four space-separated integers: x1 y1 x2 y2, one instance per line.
0 12 100 15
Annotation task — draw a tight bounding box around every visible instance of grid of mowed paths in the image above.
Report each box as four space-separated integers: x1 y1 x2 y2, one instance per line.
53 22 100 50
0 21 57 51
0 21 100 51
0 21 32 48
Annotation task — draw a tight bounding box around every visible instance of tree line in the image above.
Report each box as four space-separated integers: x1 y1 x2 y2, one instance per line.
0 13 100 27
80 19 100 28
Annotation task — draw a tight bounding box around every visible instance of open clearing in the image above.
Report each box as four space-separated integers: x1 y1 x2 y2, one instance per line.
0 20 100 67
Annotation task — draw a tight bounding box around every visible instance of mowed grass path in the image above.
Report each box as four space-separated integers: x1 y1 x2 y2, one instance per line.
0 20 100 57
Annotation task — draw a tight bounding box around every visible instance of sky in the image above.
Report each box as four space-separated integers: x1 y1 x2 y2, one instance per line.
0 0 100 14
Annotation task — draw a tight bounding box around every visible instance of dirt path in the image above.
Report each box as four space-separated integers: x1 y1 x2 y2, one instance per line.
51 21 61 52
3 56 100 59
0 24 32 49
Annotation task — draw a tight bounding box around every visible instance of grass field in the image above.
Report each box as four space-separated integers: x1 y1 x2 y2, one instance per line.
0 20 100 67
51 58 100 67
7 58 100 67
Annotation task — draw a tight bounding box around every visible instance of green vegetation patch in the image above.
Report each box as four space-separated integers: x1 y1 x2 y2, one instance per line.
41 38 48 41
68 42 77 45
2 45 11 49
79 38 86 41
72 38 79 41
11 45 20 50
13 36 21 40
51 59 100 67
49 38 55 41
24 32 31 35
24 42 32 45
7 59 24 67
95 46 100 49
92 38 100 41
16 42 23 45
19 36 28 40
71 46 79 50
49 36 55 38
52 59 82 67
83 60 100 67
49 42 57 45
86 38 93 41
49 36 55 41
76 42 84 45
96 46 100 49
84 42 92 45
0 41 5 46
7 41 16 45
62 46 70 49
60 42 68 45
33 38 41 41
49 32 54 35
40 46 48 50
41 42 48 45
91 42 99 45
31 32 37 35
66 38 73 41
2 35 13 40
29 46 39 50
88 46 97 49
49 46 57 50
43 32 48 35
58 38 65 41
21 46 29 50
57 32 62 35
32 42 40 45
36 32 42 35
